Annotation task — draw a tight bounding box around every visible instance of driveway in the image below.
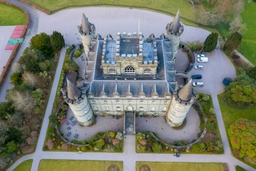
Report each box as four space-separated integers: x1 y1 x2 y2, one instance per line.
188 43 236 95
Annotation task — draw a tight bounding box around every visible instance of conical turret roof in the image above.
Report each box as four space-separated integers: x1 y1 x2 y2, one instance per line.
169 10 181 34
178 79 192 101
81 13 90 33
66 79 81 100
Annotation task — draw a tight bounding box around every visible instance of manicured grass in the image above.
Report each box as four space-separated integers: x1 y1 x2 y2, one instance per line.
39 160 123 171
218 93 256 129
136 162 225 171
0 3 26 26
239 2 256 65
25 0 198 21
13 159 33 171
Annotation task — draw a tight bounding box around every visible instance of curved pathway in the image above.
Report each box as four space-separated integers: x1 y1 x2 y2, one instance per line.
4 3 255 171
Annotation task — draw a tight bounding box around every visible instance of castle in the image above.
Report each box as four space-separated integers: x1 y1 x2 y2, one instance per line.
61 11 196 131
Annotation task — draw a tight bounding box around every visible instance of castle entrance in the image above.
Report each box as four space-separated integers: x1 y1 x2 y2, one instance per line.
124 109 136 135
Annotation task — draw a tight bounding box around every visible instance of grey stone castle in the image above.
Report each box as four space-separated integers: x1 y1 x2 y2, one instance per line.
61 11 195 130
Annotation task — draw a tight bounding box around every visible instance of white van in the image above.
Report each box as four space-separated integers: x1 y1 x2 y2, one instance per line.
197 57 208 63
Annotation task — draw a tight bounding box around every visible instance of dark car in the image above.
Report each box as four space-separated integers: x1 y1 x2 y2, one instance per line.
191 74 202 79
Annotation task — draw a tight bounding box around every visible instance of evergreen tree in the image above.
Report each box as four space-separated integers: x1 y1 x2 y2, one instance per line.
223 32 242 53
30 32 54 57
204 32 218 52
50 31 65 51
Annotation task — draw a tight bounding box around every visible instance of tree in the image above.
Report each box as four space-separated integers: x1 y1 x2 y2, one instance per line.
10 72 23 86
228 118 256 164
247 67 256 80
229 16 246 34
223 32 242 53
9 90 37 113
204 32 218 52
50 31 65 51
22 72 39 88
30 32 53 57
224 72 256 106
197 11 221 26
6 141 17 153
0 102 15 121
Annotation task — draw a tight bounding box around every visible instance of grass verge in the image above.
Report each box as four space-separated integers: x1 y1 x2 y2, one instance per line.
218 93 256 129
238 2 256 65
13 159 33 171
0 3 26 26
38 160 123 171
136 162 225 171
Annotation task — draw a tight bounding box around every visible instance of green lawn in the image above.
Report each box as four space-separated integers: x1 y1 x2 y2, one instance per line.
38 160 123 171
13 159 33 171
136 162 225 171
0 3 26 26
24 0 199 21
218 93 256 129
239 2 256 65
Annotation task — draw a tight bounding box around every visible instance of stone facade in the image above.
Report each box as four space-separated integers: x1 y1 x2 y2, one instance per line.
64 11 195 128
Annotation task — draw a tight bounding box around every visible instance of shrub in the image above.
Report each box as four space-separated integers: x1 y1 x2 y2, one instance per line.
151 142 162 153
233 58 243 67
94 138 105 150
232 54 240 59
74 49 82 58
109 132 116 138
136 132 145 141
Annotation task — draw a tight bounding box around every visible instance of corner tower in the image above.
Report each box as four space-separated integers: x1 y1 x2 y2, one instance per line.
62 79 94 126
77 13 96 57
165 10 184 61
166 80 195 127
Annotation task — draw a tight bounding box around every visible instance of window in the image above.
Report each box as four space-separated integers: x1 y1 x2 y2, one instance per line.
150 107 156 112
109 68 116 74
139 107 144 111
124 65 135 73
162 107 167 112
144 68 151 74
105 106 110 112
93 107 98 111
116 106 121 112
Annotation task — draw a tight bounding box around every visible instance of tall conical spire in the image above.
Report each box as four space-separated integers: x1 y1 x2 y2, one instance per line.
178 79 192 101
113 83 120 97
100 84 107 97
126 84 132 97
81 13 90 33
139 84 145 97
169 10 181 34
152 84 158 97
66 79 81 100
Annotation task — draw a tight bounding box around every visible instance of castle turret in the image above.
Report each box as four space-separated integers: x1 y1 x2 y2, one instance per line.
166 79 195 127
165 10 184 61
77 13 96 57
63 79 94 126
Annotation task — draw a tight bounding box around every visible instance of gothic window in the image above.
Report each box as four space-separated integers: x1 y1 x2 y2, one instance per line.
162 107 167 112
108 68 116 74
124 65 135 73
144 68 151 74
139 107 144 111
116 106 121 112
105 106 110 112
150 107 156 112
93 106 98 111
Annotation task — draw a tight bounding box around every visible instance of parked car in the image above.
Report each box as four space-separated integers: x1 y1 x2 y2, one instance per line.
194 65 204 70
192 82 204 87
197 54 205 57
197 57 208 63
191 74 202 79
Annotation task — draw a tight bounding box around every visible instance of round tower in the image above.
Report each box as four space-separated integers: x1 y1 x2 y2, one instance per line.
165 10 184 61
77 13 96 57
62 79 94 126
166 79 195 127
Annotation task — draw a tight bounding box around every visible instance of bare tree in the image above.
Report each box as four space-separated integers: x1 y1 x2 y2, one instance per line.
197 11 221 26
22 72 39 88
229 16 246 34
9 91 37 114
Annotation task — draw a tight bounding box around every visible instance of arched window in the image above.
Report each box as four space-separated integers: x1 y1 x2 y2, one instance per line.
93 106 98 111
144 68 151 74
162 107 167 112
108 68 116 74
139 106 144 111
116 106 121 112
150 107 156 112
124 65 135 73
